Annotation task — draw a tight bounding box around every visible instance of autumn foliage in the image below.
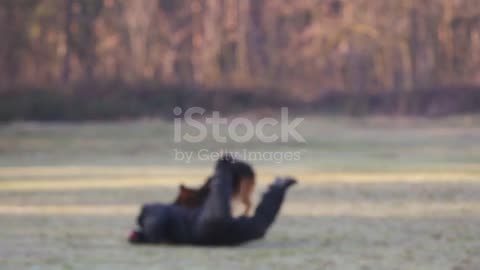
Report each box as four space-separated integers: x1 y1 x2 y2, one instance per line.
1 0 479 119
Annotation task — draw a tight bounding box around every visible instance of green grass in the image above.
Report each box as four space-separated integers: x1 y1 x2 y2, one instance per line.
1 116 480 269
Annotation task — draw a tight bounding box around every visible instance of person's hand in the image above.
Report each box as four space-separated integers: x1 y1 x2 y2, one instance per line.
272 176 297 189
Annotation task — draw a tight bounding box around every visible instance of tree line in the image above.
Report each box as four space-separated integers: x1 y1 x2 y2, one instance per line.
1 0 480 119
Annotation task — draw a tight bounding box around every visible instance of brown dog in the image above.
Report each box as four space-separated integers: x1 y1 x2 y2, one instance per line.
174 161 255 216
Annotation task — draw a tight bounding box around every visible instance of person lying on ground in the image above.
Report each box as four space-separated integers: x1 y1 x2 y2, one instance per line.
128 155 297 246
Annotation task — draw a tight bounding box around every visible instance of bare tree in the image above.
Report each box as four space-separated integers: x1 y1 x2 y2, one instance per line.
62 0 73 83
123 0 157 79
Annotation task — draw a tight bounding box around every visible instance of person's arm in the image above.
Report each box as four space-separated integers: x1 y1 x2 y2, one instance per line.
194 156 235 237
222 178 297 245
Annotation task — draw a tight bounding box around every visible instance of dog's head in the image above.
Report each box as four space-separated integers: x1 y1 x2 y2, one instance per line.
174 184 206 208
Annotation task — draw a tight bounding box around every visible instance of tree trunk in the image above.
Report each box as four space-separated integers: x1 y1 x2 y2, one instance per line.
62 0 73 83
203 0 223 85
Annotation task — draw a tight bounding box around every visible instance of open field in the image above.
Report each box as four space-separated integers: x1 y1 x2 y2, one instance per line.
1 116 480 270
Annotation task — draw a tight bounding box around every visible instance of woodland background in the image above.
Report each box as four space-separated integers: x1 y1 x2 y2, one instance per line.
2 0 480 120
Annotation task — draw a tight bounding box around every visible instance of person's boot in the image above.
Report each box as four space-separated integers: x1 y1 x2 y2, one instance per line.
128 229 147 244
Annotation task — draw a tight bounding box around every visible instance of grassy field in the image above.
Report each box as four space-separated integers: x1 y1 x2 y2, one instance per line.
1 116 480 270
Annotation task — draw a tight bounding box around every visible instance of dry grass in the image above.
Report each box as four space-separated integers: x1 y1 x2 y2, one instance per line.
1 117 480 269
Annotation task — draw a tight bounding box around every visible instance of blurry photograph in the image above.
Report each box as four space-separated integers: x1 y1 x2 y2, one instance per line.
1 0 480 269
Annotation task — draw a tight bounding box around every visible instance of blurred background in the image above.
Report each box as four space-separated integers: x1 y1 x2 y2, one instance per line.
1 0 480 120
1 1 480 270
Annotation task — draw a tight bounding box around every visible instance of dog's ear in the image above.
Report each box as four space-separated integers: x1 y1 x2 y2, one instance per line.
178 185 196 199
175 184 204 207
179 184 196 193
179 185 187 198
175 185 191 205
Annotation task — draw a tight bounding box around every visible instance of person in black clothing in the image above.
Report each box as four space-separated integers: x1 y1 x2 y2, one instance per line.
128 156 297 246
